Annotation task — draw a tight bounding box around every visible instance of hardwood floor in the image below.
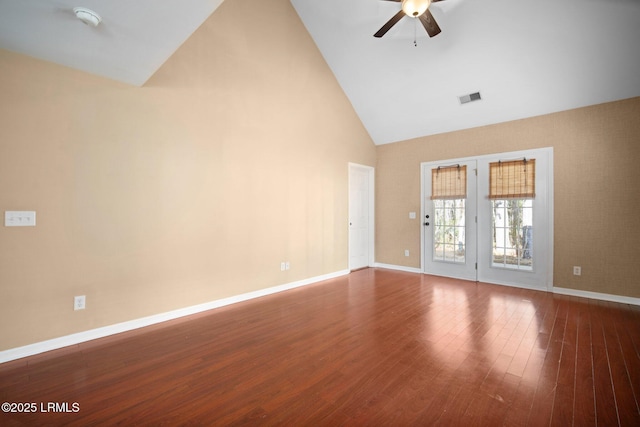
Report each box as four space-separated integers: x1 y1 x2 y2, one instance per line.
1 268 639 426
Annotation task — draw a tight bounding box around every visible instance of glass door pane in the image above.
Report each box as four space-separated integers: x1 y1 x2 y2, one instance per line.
491 199 533 270
433 199 466 264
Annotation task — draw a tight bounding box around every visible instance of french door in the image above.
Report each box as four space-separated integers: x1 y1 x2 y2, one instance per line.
423 160 477 281
422 148 553 290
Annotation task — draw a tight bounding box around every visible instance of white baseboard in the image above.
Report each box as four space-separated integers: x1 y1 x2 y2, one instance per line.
553 286 640 306
373 263 423 274
377 263 640 307
0 269 350 364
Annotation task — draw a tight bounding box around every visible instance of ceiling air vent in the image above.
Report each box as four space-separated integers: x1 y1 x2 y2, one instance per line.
459 92 482 105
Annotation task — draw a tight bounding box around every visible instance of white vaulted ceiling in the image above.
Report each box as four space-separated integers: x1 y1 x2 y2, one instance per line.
0 0 225 86
1 0 639 145
291 0 640 144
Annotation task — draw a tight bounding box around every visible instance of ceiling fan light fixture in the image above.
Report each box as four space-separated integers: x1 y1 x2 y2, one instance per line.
402 0 431 17
73 7 102 27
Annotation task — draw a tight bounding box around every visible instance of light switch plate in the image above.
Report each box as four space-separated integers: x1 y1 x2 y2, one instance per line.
5 211 36 227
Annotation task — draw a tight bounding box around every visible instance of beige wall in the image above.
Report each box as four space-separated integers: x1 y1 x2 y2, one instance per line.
0 0 376 350
376 97 640 298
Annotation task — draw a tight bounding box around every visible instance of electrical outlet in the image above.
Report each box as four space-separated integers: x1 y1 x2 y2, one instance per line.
280 262 286 271
573 266 581 276
74 295 86 311
404 250 410 257
285 261 290 270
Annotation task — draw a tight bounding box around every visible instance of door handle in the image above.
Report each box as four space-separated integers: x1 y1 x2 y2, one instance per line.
424 222 430 226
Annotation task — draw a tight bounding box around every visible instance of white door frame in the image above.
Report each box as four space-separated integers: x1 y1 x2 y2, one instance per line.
421 148 554 291
348 163 375 270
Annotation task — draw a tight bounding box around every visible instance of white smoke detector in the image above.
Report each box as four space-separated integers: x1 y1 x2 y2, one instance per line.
73 7 102 27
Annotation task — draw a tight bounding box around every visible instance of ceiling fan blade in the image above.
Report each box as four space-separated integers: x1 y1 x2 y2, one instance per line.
419 10 441 37
374 10 406 38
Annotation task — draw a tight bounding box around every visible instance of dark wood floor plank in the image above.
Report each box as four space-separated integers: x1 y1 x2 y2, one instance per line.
501 296 556 427
611 303 640 418
573 302 597 426
526 301 568 426
458 353 513 425
1 269 639 426
549 299 579 426
601 302 640 425
413 351 481 425
590 300 621 426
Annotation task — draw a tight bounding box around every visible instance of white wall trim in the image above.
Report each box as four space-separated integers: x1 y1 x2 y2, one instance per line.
0 269 350 364
373 264 640 307
373 263 423 274
553 286 640 306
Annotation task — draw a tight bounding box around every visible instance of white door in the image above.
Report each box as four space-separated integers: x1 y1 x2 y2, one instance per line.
477 148 553 290
423 160 477 281
349 164 374 270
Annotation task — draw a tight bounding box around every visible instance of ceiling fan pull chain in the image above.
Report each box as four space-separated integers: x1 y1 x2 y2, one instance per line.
414 18 418 47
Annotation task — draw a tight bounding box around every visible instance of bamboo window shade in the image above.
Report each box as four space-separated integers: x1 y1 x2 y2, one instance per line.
431 165 467 200
489 159 536 199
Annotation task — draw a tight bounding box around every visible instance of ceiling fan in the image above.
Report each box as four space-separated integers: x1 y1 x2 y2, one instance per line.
374 0 445 38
